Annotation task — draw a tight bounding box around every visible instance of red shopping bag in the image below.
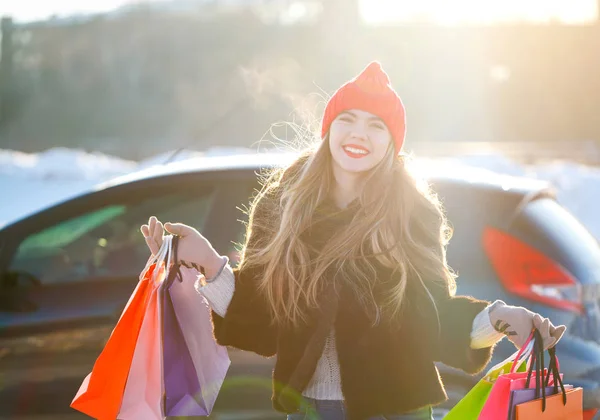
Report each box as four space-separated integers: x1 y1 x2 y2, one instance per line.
479 331 543 420
70 263 158 420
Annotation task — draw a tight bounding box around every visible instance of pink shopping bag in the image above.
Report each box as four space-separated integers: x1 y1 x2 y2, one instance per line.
117 263 165 419
479 331 540 420
161 235 230 416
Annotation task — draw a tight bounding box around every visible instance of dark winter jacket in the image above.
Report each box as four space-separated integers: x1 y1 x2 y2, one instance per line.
209 159 494 420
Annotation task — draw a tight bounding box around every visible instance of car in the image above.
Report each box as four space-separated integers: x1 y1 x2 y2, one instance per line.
1 152 600 419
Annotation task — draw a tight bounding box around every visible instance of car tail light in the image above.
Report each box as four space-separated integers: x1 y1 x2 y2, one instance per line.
483 227 583 314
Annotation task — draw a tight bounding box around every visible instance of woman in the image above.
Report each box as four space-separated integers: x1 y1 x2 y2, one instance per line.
141 62 566 420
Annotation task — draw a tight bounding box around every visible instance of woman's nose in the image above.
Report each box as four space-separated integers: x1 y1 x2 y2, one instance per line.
350 122 369 140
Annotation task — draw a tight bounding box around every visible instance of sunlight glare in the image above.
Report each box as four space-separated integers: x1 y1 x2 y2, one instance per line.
360 0 598 25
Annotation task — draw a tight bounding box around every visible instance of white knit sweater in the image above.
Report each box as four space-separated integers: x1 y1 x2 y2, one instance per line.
196 262 504 400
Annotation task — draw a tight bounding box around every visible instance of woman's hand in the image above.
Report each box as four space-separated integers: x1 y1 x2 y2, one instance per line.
488 300 567 350
140 216 226 278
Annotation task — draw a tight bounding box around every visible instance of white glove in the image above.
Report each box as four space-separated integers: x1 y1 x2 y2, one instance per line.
140 216 225 279
488 300 567 350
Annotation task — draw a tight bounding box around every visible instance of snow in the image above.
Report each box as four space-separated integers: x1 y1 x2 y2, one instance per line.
1 147 600 242
0 148 137 180
0 148 135 228
0 147 195 228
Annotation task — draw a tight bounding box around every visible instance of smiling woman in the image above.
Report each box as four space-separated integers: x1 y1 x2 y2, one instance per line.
359 0 598 25
328 110 392 174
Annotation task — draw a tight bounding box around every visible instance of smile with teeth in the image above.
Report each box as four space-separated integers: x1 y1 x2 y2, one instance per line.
343 146 369 155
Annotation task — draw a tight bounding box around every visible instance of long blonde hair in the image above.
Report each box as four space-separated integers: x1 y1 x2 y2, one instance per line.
238 137 457 329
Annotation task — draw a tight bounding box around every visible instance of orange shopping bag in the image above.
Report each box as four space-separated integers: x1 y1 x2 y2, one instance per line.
70 262 158 420
515 388 583 419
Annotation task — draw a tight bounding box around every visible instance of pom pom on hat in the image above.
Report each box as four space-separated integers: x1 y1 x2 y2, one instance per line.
321 61 406 154
354 61 391 94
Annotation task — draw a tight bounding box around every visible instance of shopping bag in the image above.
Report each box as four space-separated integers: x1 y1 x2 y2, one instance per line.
514 331 583 419
479 330 550 420
161 235 231 417
444 333 534 420
71 260 157 420
117 264 164 419
479 368 552 419
515 388 583 419
508 340 566 420
508 385 573 420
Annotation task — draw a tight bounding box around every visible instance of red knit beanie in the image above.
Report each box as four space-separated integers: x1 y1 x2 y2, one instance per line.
321 61 406 154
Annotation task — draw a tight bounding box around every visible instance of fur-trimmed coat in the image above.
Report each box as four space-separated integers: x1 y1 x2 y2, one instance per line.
209 160 494 420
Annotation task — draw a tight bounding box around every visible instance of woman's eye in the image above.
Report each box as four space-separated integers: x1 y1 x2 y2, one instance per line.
338 117 353 123
371 122 386 130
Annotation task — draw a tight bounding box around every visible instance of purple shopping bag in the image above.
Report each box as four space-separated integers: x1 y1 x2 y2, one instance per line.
160 235 230 417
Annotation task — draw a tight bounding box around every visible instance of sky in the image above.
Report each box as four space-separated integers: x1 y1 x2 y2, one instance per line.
0 0 597 24
0 0 147 22
360 0 598 24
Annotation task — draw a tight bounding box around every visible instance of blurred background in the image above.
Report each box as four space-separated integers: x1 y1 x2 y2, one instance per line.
1 0 600 228
2 1 600 419
2 0 600 157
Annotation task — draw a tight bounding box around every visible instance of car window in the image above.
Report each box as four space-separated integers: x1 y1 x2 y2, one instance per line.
515 197 599 259
9 189 215 285
511 197 600 290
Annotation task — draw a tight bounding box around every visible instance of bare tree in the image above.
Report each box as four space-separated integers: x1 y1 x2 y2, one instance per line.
0 17 14 126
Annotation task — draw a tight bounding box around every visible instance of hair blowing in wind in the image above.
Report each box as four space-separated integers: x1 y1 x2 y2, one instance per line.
236 138 457 329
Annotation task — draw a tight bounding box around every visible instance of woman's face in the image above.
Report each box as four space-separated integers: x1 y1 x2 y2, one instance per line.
328 109 393 174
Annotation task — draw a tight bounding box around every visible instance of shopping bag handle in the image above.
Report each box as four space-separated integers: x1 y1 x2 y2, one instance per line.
545 346 567 405
510 330 535 374
524 329 568 412
156 235 171 266
162 235 186 287
525 329 546 410
170 234 178 267
170 235 184 283
542 346 561 387
141 234 173 278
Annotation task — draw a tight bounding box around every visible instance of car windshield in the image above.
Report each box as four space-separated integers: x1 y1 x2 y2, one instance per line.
514 197 600 276
9 190 215 284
